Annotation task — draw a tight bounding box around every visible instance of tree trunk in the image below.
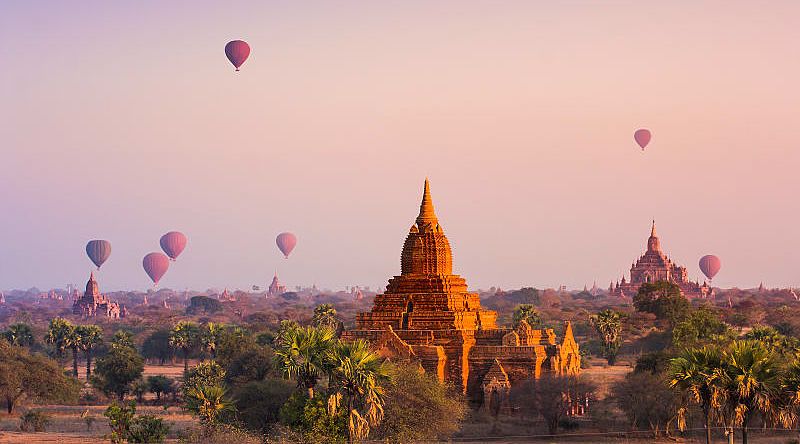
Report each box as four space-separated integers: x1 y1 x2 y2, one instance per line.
741 415 750 444
72 346 79 377
183 349 189 374
6 397 13 414
703 406 712 444
307 386 314 399
86 348 92 379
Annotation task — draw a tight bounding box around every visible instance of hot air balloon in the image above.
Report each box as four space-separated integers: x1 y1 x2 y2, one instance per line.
276 232 297 258
225 40 250 71
143 252 170 285
634 128 651 150
160 231 187 261
86 240 112 269
699 255 721 281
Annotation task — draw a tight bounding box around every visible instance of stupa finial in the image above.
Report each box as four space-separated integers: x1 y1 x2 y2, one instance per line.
416 178 439 230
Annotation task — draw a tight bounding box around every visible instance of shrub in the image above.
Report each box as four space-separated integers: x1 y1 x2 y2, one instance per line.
128 414 170 443
231 378 294 433
19 409 50 432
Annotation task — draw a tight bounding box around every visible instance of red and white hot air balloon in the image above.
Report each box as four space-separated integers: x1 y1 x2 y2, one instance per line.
276 232 297 258
225 40 250 71
634 128 651 151
160 231 187 261
699 255 722 281
143 252 170 285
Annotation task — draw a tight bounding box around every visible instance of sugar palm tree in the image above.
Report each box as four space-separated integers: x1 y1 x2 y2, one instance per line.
75 324 103 379
670 345 725 444
777 357 800 433
274 325 336 399
46 318 79 377
184 384 235 425
313 304 339 329
327 339 389 443
720 340 781 444
199 322 224 360
590 309 623 365
169 321 198 374
3 323 35 347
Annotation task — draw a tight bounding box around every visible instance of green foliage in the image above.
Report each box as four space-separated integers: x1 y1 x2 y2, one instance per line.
669 345 726 443
142 329 175 365
147 375 175 401
184 361 226 395
633 281 689 325
279 393 347 443
184 384 235 425
19 409 50 432
76 324 103 379
742 325 800 356
590 309 623 365
511 373 597 435
105 401 136 444
274 325 336 399
312 304 339 329
187 296 222 315
0 340 81 414
93 341 145 400
199 322 225 359
634 351 672 375
128 414 170 443
169 321 199 373
512 304 542 328
2 323 35 348
111 330 135 350
224 345 275 386
612 370 679 438
230 378 295 433
373 364 467 442
672 306 732 350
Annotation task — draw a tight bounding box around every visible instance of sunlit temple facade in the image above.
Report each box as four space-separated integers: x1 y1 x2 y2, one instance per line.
343 180 581 403
611 221 710 298
72 272 123 318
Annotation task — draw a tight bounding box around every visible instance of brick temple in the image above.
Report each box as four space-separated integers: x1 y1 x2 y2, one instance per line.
611 221 710 298
342 179 581 403
73 272 123 318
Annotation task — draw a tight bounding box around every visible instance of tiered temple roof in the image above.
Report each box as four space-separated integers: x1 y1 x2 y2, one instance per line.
344 179 580 402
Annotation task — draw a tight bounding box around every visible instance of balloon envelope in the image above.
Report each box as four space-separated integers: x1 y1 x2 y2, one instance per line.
225 40 250 71
699 255 721 280
276 232 297 258
86 240 112 269
160 231 187 260
634 129 651 150
143 252 170 285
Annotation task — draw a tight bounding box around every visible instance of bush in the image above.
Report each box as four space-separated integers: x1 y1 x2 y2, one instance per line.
19 409 50 432
231 378 294 433
128 414 170 443
183 361 226 395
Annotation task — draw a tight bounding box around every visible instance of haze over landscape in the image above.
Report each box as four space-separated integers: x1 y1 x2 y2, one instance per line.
2 1 799 291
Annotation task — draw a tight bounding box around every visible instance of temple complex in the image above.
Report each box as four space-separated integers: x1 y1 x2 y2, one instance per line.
73 272 123 318
611 221 710 298
268 272 286 297
343 180 581 403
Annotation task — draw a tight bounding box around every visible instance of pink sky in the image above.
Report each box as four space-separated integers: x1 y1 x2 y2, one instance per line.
1 1 799 291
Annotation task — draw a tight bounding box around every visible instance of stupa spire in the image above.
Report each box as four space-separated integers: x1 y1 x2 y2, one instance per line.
651 220 657 237
415 178 439 232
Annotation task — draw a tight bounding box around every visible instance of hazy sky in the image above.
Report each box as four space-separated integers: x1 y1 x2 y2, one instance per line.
2 1 799 292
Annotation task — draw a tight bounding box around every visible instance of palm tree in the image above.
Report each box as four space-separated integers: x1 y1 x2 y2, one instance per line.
75 324 103 379
199 322 224 360
777 357 800 434
313 304 339 329
3 323 35 347
512 304 542 328
590 309 623 365
670 345 725 444
274 325 336 399
46 318 79 377
327 339 389 443
720 340 781 444
169 321 198 374
184 384 235 425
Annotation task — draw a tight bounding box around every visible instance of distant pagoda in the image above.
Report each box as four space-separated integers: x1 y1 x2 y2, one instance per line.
343 179 581 403
73 272 122 319
612 221 710 298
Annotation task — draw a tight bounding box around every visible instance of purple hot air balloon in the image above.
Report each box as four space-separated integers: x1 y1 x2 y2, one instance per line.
276 232 297 258
699 255 722 281
225 40 250 71
86 240 112 269
634 128 651 151
160 231 187 261
143 252 170 285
